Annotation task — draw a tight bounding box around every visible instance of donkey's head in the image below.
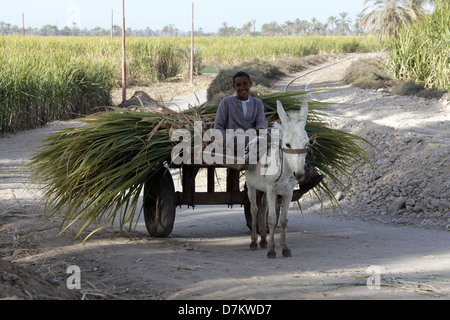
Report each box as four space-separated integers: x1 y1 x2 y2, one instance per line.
277 100 309 181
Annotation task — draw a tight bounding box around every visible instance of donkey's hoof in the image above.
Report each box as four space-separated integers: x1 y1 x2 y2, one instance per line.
260 239 267 249
282 248 292 258
267 250 276 259
250 242 258 251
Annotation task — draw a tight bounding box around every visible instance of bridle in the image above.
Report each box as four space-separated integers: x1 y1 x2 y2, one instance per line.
281 148 308 155
261 131 315 183
274 147 309 183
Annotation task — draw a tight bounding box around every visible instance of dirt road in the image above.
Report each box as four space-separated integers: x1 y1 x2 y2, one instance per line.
1 53 449 300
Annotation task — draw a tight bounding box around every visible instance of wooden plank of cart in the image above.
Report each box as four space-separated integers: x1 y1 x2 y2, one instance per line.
143 149 311 238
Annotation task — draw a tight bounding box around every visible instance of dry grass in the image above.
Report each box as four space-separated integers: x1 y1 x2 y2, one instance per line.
111 74 216 106
207 54 340 104
344 55 449 100
343 55 394 90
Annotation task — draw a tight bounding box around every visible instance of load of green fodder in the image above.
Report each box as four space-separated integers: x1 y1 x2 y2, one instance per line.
389 0 449 91
0 43 115 133
27 92 370 240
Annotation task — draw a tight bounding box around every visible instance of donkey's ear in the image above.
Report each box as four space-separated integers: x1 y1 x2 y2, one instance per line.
299 100 309 123
277 100 289 124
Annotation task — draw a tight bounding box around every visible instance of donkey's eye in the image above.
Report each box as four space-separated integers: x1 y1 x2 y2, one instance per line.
286 143 292 149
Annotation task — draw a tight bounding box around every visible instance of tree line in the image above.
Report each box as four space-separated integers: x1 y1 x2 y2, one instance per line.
0 12 358 38
0 0 437 38
219 12 358 37
0 21 175 37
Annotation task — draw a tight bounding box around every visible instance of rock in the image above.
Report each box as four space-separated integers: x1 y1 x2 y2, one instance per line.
430 198 441 208
438 201 449 212
382 188 391 198
404 186 414 196
335 191 346 201
402 137 412 144
393 217 408 224
389 197 406 212
323 111 448 229
118 91 158 109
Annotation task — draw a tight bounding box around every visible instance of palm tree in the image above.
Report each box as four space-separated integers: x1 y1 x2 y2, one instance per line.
293 19 310 35
337 12 352 35
283 20 294 35
310 17 319 35
218 22 233 36
242 21 253 36
162 24 178 37
360 0 429 42
410 0 433 15
327 16 338 35
262 21 281 36
353 13 364 35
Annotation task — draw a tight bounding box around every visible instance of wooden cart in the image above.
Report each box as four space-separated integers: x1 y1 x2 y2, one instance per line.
143 157 315 238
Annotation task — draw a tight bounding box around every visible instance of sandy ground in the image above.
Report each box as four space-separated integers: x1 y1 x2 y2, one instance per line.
1 54 449 301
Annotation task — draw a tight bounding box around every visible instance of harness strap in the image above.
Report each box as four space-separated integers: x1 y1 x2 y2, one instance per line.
281 148 308 155
275 148 309 182
275 148 284 183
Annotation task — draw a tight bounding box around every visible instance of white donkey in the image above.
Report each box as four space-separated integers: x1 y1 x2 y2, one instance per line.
245 100 310 259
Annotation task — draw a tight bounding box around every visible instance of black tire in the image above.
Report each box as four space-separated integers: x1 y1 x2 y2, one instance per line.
144 169 176 238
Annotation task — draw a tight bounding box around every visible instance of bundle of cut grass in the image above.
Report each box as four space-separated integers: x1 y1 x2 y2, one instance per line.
27 91 370 240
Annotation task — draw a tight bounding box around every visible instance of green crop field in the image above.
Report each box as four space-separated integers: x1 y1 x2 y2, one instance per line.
389 1 449 91
0 35 382 133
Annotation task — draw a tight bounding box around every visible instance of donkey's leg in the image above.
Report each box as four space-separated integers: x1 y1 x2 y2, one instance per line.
247 185 259 251
259 192 268 249
266 190 277 259
280 194 292 258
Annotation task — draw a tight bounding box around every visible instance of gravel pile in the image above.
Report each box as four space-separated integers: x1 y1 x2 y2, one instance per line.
321 115 449 230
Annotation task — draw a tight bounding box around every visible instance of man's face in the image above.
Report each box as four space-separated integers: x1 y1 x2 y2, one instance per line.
233 76 252 101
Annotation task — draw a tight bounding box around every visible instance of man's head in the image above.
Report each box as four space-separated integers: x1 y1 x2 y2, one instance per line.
232 71 253 101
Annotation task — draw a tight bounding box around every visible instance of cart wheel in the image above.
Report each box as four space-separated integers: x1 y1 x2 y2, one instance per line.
144 169 176 238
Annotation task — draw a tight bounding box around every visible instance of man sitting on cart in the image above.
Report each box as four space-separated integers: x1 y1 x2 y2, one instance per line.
214 71 324 192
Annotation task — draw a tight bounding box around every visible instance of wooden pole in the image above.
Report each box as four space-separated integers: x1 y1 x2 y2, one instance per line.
22 13 25 36
122 0 127 103
190 2 194 86
111 9 114 41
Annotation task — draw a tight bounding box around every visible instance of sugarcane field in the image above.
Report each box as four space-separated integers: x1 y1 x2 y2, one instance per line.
1 1 449 303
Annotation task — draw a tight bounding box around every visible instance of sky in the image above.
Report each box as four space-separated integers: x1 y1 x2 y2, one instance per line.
0 0 367 33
